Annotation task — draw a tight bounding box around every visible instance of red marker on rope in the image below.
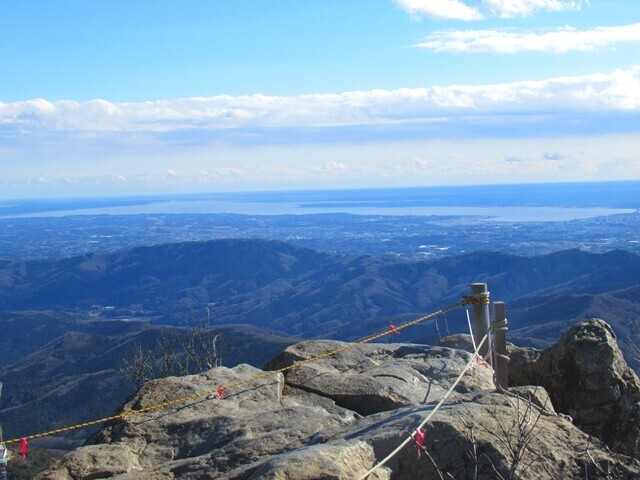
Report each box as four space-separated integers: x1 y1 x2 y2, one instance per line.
414 428 425 458
390 325 400 335
474 355 490 369
20 438 27 460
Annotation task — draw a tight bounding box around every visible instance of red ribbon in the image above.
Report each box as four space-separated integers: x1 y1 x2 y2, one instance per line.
414 428 425 458
390 325 400 335
20 437 27 460
474 355 490 368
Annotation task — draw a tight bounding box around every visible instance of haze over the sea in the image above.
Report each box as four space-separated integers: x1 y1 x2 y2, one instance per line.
2 182 639 222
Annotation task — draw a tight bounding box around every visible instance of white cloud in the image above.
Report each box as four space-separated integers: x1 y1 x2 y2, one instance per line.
481 0 586 18
393 0 482 21
36 175 57 185
414 23 640 53
503 154 530 163
393 0 585 20
321 161 350 172
543 151 570 160
0 66 638 139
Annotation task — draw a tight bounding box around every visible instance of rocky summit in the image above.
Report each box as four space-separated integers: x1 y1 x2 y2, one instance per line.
510 318 640 460
36 320 640 479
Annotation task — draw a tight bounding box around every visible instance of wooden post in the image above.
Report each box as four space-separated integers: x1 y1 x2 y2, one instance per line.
493 301 509 391
471 283 492 365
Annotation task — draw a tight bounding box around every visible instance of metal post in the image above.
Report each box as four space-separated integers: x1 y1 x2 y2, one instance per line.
493 301 509 391
471 283 492 365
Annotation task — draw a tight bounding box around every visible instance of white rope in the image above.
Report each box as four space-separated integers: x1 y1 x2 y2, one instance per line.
466 307 478 353
467 306 493 369
358 333 489 480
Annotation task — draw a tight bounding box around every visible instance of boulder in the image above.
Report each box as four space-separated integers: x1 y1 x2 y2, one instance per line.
509 318 640 459
533 319 640 459
507 343 541 386
241 441 390 480
437 333 475 352
263 340 494 415
508 385 556 414
38 364 359 479
33 444 144 480
37 336 640 479
228 392 640 480
334 392 640 480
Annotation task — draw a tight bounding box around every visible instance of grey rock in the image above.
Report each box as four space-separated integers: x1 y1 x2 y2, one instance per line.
38 334 640 479
336 392 640 480
437 333 475 352
264 340 495 415
34 444 144 480
533 318 640 459
507 343 541 386
246 391 640 479
239 441 391 480
508 385 556 415
38 363 358 479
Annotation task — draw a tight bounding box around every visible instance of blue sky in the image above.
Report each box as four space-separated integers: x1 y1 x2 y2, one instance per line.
1 0 639 198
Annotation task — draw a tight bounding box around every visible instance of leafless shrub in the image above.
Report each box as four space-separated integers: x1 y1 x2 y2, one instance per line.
156 329 178 378
455 393 546 480
420 445 455 480
121 324 223 387
181 324 223 374
489 394 544 479
581 439 613 480
121 344 155 388
458 411 481 480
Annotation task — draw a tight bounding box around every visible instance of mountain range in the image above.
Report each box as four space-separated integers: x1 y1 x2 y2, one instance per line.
2 239 639 333
1 239 639 446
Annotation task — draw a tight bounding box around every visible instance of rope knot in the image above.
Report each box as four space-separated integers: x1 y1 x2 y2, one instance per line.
462 292 490 306
491 318 508 331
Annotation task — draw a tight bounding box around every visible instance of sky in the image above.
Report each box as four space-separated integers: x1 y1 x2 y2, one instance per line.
1 0 639 198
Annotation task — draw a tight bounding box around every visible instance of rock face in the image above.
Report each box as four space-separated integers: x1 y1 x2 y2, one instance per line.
38 364 362 480
437 333 475 352
37 336 640 479
510 318 640 459
507 343 541 386
264 341 495 415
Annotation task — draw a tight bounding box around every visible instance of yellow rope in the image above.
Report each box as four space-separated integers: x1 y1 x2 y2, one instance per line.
3 299 468 446
462 291 490 306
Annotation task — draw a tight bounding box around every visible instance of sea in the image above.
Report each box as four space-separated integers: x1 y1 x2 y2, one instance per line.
1 181 639 223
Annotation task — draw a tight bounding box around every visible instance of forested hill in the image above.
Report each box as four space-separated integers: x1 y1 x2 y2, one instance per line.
0 239 638 342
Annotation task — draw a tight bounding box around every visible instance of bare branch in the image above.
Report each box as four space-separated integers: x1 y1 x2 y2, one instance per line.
122 323 224 387
121 344 154 388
